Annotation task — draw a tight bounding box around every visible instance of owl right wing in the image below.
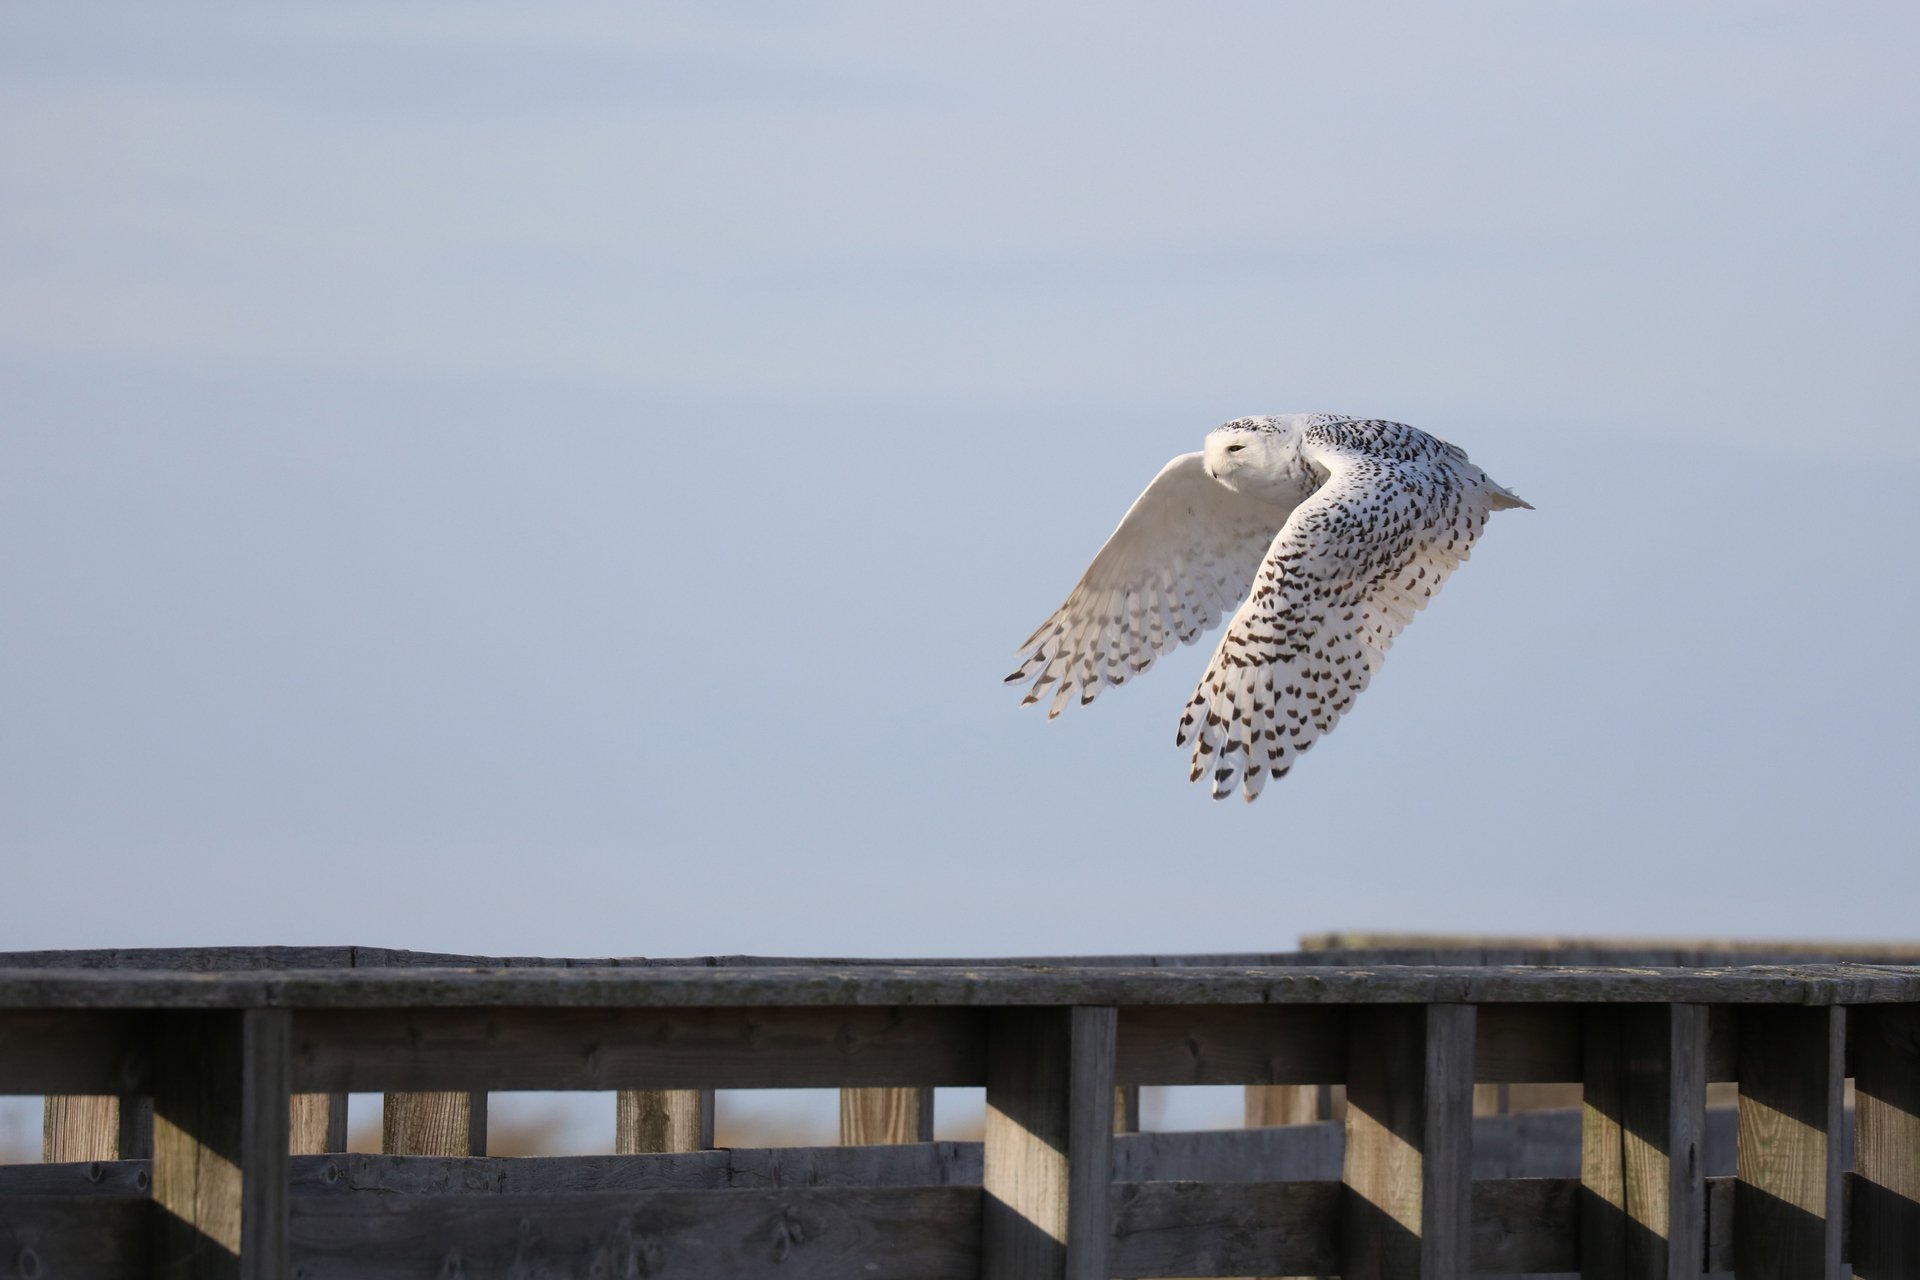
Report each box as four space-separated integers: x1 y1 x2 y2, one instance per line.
1007 452 1298 717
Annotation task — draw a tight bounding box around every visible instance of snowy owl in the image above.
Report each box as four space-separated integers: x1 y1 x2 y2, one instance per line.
1007 414 1530 802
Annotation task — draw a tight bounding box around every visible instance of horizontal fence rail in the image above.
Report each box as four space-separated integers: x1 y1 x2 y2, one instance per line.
1 944 1917 1278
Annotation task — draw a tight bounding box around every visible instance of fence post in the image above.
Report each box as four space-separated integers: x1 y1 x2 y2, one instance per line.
983 1005 1116 1280
151 1008 290 1279
383 1092 486 1158
1579 1003 1707 1278
1853 1004 1920 1277
618 1089 715 1154
1735 1005 1845 1278
1342 1003 1474 1278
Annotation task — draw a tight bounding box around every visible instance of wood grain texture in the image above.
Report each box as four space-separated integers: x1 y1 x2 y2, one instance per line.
42 1093 151 1162
617 1089 715 1153
1851 1003 1920 1278
840 1087 933 1145
288 1094 346 1156
1119 1005 1344 1085
10 962 1920 1011
292 1005 986 1092
382 1092 486 1158
1245 1083 1326 1126
0 1009 152 1094
0 1194 149 1279
284 1185 981 1279
1579 1003 1707 1278
982 1006 1116 1280
1109 1178 1342 1278
1341 1003 1475 1279
151 1008 291 1280
1736 1004 1845 1279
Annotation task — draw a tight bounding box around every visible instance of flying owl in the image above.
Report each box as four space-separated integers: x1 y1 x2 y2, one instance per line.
1008 414 1530 801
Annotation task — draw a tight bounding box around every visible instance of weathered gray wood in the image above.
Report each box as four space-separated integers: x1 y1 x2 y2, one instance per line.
151 1008 291 1279
1471 1175 1580 1274
279 1142 985 1196
1851 1004 1920 1277
1736 1004 1845 1278
618 1088 715 1153
982 1006 1116 1280
1121 1005 1345 1085
0 1158 154 1196
288 1094 346 1156
1109 1179 1342 1278
1579 1003 1707 1278
0 1194 149 1278
10 962 1920 1012
840 1087 933 1145
42 1093 151 1161
0 1009 152 1094
283 1185 981 1278
292 1005 986 1091
381 1092 485 1158
1342 1003 1475 1279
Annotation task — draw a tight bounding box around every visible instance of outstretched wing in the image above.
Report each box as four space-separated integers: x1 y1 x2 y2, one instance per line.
1008 452 1295 718
1176 421 1507 801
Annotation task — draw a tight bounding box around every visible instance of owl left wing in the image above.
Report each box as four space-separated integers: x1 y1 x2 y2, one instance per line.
1176 428 1505 802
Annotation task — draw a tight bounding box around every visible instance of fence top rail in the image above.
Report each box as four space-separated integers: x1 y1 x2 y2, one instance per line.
6 939 1920 973
3 961 1920 1010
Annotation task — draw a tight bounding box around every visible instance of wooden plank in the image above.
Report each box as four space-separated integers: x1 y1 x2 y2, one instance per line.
1342 1003 1475 1278
1736 1004 1845 1278
1477 1004 1582 1084
1109 1179 1342 1278
1579 1003 1707 1278
982 1006 1116 1280
1246 1083 1325 1126
41 1093 151 1161
151 1008 291 1279
0 1009 152 1094
1113 1085 1140 1134
840 1087 933 1145
618 1089 715 1153
291 1005 987 1092
13 962 1920 1012
1852 1003 1920 1277
381 1092 485 1158
284 1184 980 1279
1119 1005 1345 1085
0 1194 149 1278
288 1094 346 1156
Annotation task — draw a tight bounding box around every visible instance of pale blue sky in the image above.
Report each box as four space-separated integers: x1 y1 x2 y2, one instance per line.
3 2 1917 963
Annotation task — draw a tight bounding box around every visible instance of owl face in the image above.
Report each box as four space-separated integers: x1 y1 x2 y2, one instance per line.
1202 417 1298 503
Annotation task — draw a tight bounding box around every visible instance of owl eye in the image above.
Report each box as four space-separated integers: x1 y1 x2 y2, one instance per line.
1226 444 1245 453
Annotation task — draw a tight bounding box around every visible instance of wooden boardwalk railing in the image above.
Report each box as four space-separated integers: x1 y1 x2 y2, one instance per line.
1 946 1918 1277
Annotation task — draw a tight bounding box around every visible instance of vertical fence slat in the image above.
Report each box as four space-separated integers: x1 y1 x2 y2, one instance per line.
982 1005 1116 1280
1342 1003 1475 1279
1853 1004 1920 1278
152 1008 290 1279
382 1091 486 1158
840 1087 933 1145
1580 1003 1707 1278
288 1093 347 1155
617 1089 716 1154
1246 1083 1323 1126
41 1093 151 1162
1735 1004 1845 1279
1113 1085 1140 1135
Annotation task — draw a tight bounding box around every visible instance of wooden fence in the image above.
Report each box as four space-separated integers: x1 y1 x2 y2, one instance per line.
2 942 1918 1278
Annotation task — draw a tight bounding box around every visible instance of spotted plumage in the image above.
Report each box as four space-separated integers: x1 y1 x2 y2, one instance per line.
1007 414 1529 802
